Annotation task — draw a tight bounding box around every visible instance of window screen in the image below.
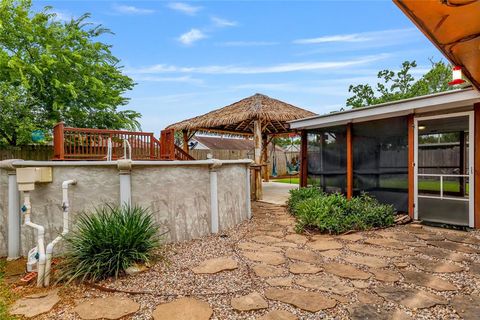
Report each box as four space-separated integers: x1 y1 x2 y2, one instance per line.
353 117 408 212
307 126 347 194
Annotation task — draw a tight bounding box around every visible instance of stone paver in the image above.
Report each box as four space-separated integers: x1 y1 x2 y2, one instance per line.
264 288 336 312
428 240 480 254
415 246 470 262
243 251 286 266
284 234 308 245
451 295 480 320
401 270 456 291
348 304 412 320
285 248 319 264
257 310 297 320
357 291 383 304
238 242 282 252
295 275 355 295
252 264 285 277
341 254 388 268
289 262 321 274
306 240 343 251
319 250 341 259
324 262 371 280
266 277 293 287
231 292 268 311
192 256 238 274
251 235 283 244
370 269 401 282
378 231 418 242
338 233 364 242
74 296 140 320
152 298 212 320
374 286 447 309
10 289 60 318
469 262 480 277
347 243 401 257
444 233 480 245
364 238 406 249
406 257 464 273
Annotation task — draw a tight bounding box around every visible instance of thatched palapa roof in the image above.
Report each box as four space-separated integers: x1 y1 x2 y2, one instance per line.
166 93 316 135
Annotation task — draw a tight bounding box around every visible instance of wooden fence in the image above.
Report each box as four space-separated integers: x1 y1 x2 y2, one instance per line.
0 145 53 161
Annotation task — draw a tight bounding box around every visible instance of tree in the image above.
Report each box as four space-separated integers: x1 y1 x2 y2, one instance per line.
0 0 141 146
346 60 456 109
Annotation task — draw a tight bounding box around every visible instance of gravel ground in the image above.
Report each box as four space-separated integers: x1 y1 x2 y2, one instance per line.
11 202 480 319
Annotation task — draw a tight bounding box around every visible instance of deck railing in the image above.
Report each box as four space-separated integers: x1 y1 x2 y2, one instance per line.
53 123 194 161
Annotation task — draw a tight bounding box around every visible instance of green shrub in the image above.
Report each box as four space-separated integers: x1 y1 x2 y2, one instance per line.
57 205 161 283
293 191 395 234
287 187 323 214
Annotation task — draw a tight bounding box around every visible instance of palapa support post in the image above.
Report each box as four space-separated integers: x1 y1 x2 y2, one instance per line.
253 119 263 200
262 134 269 182
182 130 189 154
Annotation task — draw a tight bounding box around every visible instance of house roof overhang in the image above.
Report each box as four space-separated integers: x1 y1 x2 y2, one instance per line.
393 0 480 91
289 88 480 130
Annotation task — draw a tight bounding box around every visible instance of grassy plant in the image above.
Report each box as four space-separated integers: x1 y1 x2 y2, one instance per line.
292 190 395 234
56 205 161 283
286 187 323 214
0 260 18 320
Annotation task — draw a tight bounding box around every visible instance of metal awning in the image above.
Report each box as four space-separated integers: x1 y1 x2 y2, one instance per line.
393 0 480 90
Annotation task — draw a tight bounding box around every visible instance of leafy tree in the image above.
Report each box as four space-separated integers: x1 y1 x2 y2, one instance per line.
347 60 456 109
0 0 140 146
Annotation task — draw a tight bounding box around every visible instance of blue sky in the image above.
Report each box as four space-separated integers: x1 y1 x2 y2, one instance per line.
35 1 443 134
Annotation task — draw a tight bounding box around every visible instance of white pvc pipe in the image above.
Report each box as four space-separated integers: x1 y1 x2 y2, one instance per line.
44 179 76 286
7 172 20 260
119 174 131 207
245 165 251 219
23 191 46 287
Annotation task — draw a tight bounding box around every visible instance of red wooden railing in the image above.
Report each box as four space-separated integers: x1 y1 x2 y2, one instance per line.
52 123 194 161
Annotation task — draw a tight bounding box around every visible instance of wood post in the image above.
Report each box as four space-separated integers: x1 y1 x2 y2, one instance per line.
408 114 415 219
182 130 189 154
300 130 308 187
262 134 269 182
346 123 353 199
53 122 65 160
474 104 480 228
253 119 263 200
160 129 175 160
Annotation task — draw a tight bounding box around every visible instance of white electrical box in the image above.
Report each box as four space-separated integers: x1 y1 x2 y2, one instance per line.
16 167 53 191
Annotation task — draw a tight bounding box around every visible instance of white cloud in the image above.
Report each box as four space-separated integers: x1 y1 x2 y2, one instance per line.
217 41 279 47
132 75 204 85
167 2 202 15
130 54 388 75
52 10 74 22
178 29 207 45
113 5 155 15
294 28 417 45
211 16 237 27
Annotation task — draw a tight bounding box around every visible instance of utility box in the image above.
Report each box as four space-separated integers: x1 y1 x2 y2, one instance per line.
16 167 53 191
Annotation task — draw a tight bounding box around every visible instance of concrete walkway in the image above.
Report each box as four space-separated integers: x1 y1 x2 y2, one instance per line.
260 182 298 205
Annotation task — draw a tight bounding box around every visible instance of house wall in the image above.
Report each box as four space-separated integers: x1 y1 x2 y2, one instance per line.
0 159 251 257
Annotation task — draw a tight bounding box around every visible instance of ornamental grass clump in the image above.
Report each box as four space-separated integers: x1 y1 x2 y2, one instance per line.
287 187 323 214
56 205 161 283
290 189 395 234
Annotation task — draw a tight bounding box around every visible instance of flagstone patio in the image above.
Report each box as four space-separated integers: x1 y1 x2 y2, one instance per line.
9 202 480 319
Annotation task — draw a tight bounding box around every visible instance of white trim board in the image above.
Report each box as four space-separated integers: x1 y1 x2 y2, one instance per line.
290 88 480 130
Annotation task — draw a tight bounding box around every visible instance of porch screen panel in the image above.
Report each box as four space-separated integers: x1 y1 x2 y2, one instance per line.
307 126 347 193
353 117 408 212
